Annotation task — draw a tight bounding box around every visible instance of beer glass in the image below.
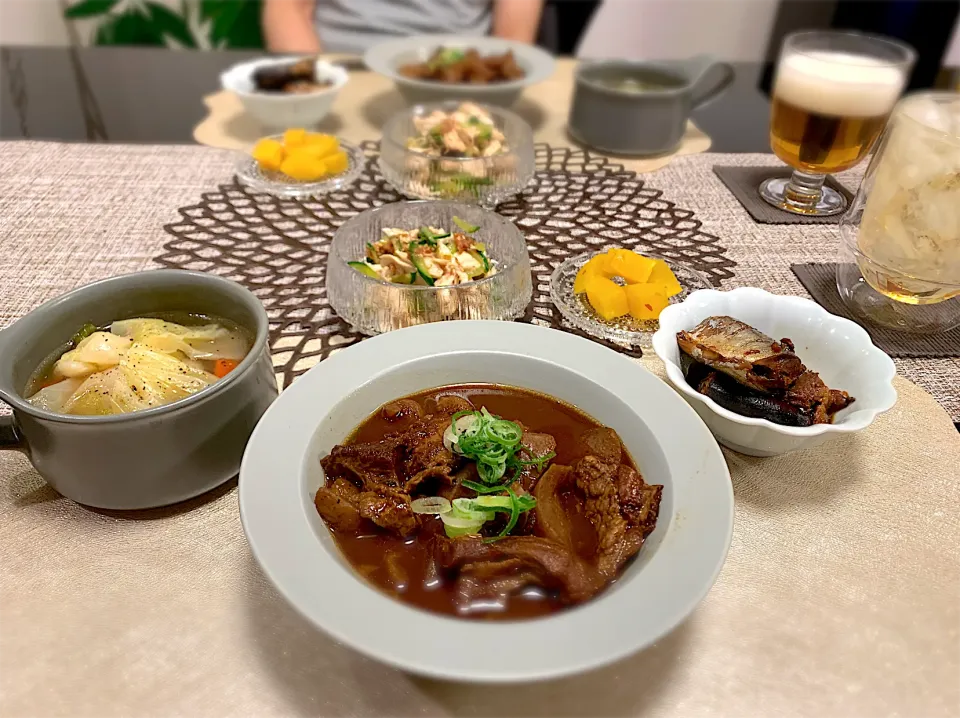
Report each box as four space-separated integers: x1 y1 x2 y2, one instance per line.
761 31 915 216
837 92 960 333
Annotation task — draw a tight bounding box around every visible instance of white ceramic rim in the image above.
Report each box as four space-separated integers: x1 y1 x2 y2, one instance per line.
239 321 733 682
220 56 348 100
651 287 898 437
364 34 556 90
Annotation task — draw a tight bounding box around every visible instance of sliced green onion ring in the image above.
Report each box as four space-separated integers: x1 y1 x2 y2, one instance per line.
410 496 452 515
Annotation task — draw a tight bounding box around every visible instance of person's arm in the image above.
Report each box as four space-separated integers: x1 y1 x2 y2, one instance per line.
491 0 545 44
262 0 323 54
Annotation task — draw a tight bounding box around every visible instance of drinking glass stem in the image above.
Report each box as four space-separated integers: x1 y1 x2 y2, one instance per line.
784 170 826 210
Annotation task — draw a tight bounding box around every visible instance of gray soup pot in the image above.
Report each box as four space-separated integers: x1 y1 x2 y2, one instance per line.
569 55 734 156
0 270 279 509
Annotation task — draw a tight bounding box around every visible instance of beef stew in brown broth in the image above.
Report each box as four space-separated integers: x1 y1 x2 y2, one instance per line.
315 385 663 620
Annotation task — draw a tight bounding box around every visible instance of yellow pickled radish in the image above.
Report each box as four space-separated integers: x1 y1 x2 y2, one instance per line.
252 138 285 172
280 154 327 182
323 150 349 176
584 275 629 320
283 128 308 148
303 133 340 157
605 248 656 284
647 258 683 297
624 283 670 320
573 254 609 293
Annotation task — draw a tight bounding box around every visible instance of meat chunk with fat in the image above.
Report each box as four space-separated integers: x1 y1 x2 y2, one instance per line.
313 479 362 532
516 431 557 491
435 534 604 603
435 395 474 415
381 399 423 422
616 465 662 532
454 558 546 609
577 427 622 464
532 465 576 550
358 490 418 537
574 455 634 578
399 416 458 493
320 440 401 490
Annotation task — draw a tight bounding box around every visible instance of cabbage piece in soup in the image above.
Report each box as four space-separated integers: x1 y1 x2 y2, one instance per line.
25 314 251 416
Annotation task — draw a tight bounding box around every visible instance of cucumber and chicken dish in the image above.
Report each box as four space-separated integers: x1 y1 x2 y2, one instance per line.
348 217 496 287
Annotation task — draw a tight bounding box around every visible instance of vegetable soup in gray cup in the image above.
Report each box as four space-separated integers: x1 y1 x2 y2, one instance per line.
0 270 278 509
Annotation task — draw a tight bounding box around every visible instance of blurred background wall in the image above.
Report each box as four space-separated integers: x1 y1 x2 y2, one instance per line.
1 0 959 65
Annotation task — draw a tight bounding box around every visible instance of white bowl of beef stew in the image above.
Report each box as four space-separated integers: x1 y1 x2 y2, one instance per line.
652 287 898 457
239 320 732 682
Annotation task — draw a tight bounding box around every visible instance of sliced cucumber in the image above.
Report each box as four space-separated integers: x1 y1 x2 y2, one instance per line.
391 272 416 285
348 261 379 279
468 248 490 274
408 241 435 286
453 216 480 233
365 242 379 263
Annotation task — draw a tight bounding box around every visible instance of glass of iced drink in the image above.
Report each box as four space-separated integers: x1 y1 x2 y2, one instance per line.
837 92 960 333
761 31 915 216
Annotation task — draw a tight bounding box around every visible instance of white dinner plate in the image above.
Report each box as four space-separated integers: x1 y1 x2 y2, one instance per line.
239 320 733 682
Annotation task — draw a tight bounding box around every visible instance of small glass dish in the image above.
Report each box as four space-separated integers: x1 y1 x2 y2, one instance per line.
327 200 532 334
378 102 536 206
235 136 364 199
550 250 712 349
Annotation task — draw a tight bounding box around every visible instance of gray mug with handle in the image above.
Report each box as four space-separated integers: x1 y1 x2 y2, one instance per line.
568 55 735 156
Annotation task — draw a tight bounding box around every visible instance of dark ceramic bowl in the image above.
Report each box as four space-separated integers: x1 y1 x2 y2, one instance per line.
0 270 278 509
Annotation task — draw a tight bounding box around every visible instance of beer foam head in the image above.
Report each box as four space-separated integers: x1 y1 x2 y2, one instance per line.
775 51 905 118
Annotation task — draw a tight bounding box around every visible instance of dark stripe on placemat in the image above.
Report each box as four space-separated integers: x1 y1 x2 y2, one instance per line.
792 263 960 358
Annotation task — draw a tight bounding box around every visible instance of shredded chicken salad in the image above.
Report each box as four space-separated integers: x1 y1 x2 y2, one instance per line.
349 216 496 287
406 103 508 159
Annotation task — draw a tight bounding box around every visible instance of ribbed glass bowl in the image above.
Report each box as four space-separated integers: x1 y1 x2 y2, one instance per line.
327 201 532 334
377 102 535 206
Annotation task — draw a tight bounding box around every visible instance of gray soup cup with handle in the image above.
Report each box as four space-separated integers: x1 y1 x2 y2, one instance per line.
569 55 735 156
0 270 279 510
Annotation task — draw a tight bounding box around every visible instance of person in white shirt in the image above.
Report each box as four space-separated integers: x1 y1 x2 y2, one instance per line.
262 0 545 54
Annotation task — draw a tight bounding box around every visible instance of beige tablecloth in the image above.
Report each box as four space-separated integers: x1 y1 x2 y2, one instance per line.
1 142 958 717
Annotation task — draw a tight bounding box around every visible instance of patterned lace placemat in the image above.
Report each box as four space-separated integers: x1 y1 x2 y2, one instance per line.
158 142 736 388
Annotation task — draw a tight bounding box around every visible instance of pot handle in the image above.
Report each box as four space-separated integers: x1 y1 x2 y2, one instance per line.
0 413 23 451
686 57 735 110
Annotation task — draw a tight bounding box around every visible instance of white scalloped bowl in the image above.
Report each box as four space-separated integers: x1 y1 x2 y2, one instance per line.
651 287 897 457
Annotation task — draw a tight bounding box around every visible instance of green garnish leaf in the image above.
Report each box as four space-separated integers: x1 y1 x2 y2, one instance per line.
487 487 522 542
453 216 480 233
462 479 511 494
71 323 97 345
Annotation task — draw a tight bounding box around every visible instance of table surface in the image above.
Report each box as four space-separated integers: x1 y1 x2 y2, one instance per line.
0 46 778 151
1 47 959 718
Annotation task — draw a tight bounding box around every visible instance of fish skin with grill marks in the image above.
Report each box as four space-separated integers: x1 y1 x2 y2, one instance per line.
676 316 805 392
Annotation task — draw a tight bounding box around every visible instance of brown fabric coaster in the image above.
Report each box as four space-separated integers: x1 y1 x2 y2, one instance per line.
714 166 854 225
792 263 960 358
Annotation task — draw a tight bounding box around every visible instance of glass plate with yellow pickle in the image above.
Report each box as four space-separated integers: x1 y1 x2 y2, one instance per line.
550 248 711 348
236 129 364 198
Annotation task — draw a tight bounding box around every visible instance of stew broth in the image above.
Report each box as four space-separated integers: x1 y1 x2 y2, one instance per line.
325 384 638 620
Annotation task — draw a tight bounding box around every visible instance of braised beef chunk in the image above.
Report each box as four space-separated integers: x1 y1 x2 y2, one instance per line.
321 440 401 489
574 455 634 578
435 395 474 415
435 535 604 603
314 481 362 533
617 465 662 532
358 491 418 537
314 386 665 620
516 432 557 491
578 427 622 464
381 399 422 422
